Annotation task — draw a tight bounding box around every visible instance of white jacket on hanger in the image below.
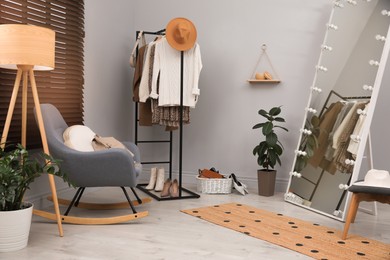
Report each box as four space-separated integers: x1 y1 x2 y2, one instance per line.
150 38 202 107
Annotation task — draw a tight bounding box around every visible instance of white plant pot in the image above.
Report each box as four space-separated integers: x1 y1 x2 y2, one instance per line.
0 202 33 252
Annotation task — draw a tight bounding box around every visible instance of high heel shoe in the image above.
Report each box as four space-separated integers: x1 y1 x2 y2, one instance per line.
161 179 172 197
169 179 179 197
229 173 249 195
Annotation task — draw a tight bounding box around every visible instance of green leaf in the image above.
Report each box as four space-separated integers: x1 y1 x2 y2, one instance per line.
269 106 281 116
306 148 314 157
294 157 306 172
266 133 277 146
262 122 273 135
274 144 283 155
253 145 259 156
274 125 288 132
311 115 320 127
274 117 285 122
252 123 265 129
275 155 282 166
258 141 267 156
258 109 268 117
257 156 265 168
307 136 316 147
268 150 277 168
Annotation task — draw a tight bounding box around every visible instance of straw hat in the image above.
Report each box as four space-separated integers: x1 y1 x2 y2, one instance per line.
354 169 390 188
166 17 197 51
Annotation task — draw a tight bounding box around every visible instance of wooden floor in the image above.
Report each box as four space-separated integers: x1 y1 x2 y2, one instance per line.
3 185 389 259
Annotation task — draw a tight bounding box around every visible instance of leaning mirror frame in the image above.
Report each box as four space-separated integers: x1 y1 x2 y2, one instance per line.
285 0 390 221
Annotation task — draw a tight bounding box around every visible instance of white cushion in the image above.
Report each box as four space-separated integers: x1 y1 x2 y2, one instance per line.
63 125 95 152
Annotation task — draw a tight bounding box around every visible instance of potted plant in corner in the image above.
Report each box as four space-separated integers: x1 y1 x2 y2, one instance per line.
252 106 288 196
0 144 68 252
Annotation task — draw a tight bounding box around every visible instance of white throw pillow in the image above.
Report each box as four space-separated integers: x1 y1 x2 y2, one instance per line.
63 125 96 152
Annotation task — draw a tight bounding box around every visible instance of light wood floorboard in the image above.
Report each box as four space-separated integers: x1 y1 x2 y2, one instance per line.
3 185 389 260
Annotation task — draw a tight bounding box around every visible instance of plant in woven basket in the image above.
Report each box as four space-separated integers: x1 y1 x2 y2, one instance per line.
0 143 70 211
252 106 288 171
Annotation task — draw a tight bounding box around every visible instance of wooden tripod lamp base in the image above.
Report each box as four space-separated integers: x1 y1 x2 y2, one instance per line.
0 24 64 237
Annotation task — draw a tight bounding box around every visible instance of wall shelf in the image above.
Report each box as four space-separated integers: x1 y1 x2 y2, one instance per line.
248 44 281 84
247 79 281 84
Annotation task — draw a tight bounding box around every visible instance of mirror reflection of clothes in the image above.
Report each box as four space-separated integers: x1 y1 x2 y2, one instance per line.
309 102 343 169
330 102 366 173
324 102 354 161
347 103 369 158
309 101 367 175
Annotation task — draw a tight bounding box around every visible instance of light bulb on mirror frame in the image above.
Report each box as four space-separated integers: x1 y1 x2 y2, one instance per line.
363 84 374 91
357 108 367 116
345 159 355 165
305 107 317 114
369 60 380 66
321 44 333 51
290 171 302 178
333 1 344 8
300 128 312 135
333 210 344 217
338 184 349 190
295 150 307 157
376 34 386 42
382 9 390 16
316 65 328 72
327 23 338 30
311 86 322 93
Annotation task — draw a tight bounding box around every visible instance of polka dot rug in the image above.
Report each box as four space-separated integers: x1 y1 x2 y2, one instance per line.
181 203 390 259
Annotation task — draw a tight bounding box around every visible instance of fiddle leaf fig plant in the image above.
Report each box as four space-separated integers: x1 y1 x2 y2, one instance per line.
252 106 288 171
0 144 70 211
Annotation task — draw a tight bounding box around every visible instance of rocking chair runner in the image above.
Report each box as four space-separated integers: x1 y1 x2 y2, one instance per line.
33 104 150 224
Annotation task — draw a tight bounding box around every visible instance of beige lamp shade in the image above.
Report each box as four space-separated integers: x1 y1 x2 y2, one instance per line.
0 24 55 71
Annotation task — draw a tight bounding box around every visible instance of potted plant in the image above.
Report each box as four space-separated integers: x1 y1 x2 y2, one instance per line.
0 144 68 252
252 106 288 196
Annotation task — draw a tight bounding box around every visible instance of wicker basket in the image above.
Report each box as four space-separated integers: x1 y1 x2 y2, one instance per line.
196 176 233 194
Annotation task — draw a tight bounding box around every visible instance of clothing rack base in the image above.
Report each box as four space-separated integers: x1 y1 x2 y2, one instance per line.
136 184 200 201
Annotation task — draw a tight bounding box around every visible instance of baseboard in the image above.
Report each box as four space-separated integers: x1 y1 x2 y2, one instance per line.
138 169 289 193
24 186 100 210
26 170 289 207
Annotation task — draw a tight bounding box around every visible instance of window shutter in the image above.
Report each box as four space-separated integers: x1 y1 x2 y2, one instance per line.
0 0 85 148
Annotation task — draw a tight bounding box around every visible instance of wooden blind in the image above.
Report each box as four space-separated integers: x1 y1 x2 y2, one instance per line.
0 0 85 148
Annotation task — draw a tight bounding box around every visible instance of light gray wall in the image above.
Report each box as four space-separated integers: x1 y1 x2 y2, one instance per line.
84 0 136 140
83 0 334 192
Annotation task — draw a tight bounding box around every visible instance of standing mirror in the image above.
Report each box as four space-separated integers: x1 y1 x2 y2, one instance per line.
285 0 390 221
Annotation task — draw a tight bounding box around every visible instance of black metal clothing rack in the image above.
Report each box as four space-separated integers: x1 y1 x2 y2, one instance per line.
133 29 200 201
319 90 371 117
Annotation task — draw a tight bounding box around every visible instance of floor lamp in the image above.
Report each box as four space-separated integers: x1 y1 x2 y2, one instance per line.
0 24 63 236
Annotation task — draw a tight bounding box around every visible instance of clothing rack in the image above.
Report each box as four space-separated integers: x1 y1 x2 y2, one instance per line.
308 90 372 216
134 29 200 201
319 90 371 117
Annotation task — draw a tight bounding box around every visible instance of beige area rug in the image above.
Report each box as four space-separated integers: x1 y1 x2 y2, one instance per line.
181 203 390 260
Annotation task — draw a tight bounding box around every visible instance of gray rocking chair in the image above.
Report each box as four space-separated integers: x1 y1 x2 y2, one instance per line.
33 104 150 224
